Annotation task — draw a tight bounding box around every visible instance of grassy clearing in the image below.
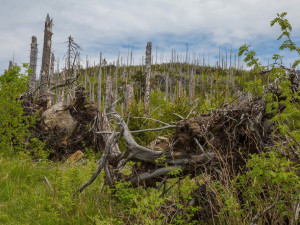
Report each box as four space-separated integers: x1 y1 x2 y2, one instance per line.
0 156 202 225
0 157 115 225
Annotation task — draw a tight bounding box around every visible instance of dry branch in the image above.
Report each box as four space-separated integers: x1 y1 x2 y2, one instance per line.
95 125 176 134
73 123 121 198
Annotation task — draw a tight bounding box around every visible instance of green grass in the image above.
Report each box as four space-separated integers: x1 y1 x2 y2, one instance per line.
0 156 201 225
0 157 116 225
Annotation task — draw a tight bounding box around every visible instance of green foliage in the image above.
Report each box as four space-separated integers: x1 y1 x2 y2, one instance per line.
239 12 300 149
238 150 299 223
0 64 41 157
238 44 262 68
270 12 300 65
203 150 299 224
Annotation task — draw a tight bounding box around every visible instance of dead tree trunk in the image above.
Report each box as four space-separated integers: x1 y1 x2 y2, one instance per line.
39 14 53 107
165 72 169 100
29 36 38 93
104 73 114 113
48 53 55 107
189 73 195 104
144 42 152 114
61 69 65 103
97 53 102 111
67 35 72 78
114 55 120 100
84 56 88 89
56 59 60 103
125 82 134 111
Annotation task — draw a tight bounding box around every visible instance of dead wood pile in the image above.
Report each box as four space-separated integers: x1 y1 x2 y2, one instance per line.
22 84 275 188
22 84 296 221
72 96 275 199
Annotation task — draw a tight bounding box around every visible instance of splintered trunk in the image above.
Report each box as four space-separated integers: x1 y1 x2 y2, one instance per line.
39 14 53 105
104 74 114 113
29 36 38 93
97 53 102 111
48 53 55 107
144 42 152 114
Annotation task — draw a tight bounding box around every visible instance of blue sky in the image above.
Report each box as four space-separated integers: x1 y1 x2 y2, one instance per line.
0 0 299 74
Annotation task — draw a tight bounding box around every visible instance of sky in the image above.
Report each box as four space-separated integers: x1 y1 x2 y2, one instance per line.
0 0 299 74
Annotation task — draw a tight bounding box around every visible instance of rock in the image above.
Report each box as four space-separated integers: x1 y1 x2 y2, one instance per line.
41 102 78 142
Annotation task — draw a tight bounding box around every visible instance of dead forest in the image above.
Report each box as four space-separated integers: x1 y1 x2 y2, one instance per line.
3 13 300 224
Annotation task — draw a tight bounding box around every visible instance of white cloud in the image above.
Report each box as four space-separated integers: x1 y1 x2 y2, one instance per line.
0 0 299 73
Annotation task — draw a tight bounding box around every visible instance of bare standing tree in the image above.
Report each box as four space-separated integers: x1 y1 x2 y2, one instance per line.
144 42 152 114
61 69 65 103
29 36 38 93
125 82 134 111
84 56 88 89
39 14 53 106
48 53 55 106
189 73 195 104
115 53 120 100
64 35 82 78
104 73 113 113
56 58 60 103
97 53 102 111
165 72 169 100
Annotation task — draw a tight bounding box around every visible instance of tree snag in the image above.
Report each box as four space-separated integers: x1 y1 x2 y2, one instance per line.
29 36 38 93
39 14 53 107
144 42 152 114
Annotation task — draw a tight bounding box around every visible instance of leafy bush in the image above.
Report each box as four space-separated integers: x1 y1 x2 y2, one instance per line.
0 64 42 157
